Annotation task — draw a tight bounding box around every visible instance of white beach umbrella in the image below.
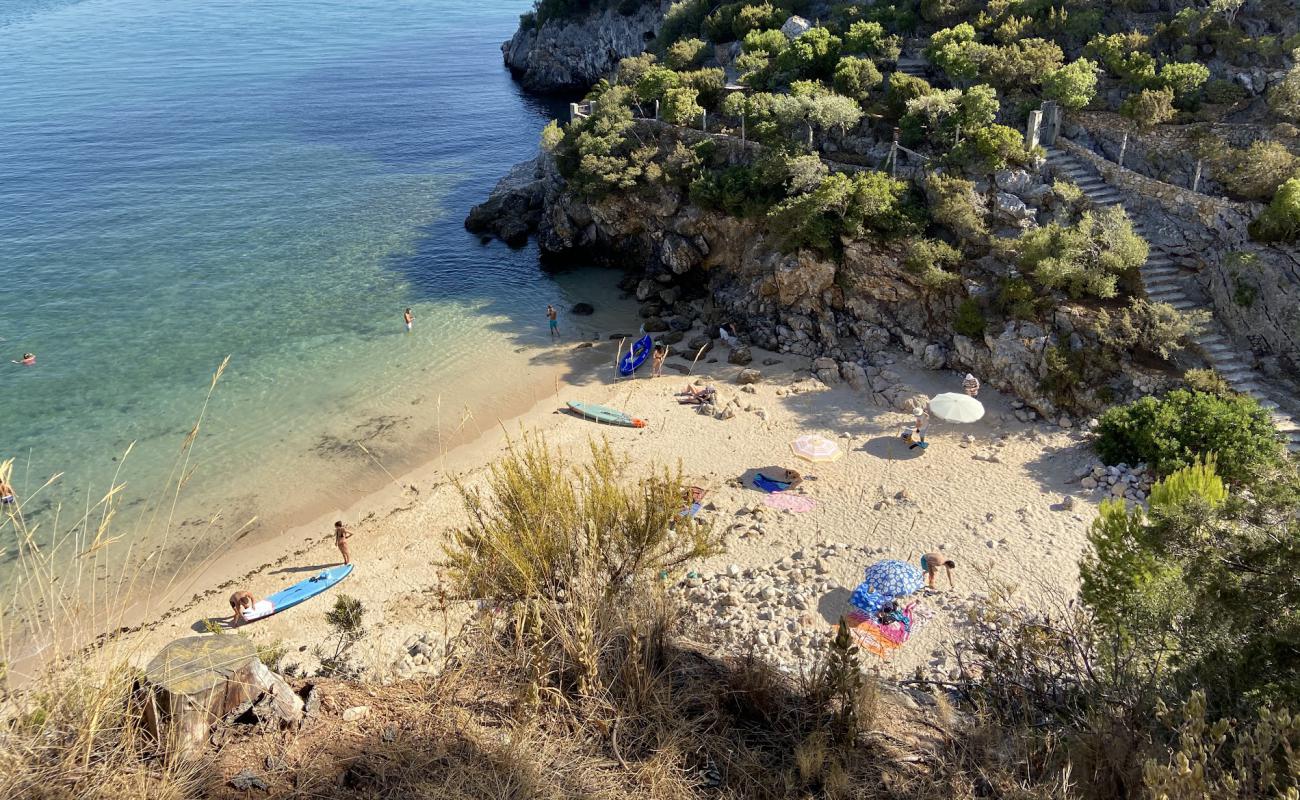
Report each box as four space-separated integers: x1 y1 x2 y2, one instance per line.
928 392 985 423
790 434 843 462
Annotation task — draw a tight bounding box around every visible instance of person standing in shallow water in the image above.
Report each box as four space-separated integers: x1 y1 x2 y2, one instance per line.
546 305 558 339
403 308 413 333
334 520 353 566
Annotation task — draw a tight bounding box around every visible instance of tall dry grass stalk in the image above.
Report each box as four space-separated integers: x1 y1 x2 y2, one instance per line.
0 358 240 799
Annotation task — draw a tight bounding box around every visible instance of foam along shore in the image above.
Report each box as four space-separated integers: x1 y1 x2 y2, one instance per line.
76 330 1100 684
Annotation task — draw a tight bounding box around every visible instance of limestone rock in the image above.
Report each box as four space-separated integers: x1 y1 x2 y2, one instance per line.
503 1 670 92
780 15 811 38
728 344 753 365
737 368 762 384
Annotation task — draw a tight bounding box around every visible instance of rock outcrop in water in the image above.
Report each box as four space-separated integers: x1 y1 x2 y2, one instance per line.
502 1 670 93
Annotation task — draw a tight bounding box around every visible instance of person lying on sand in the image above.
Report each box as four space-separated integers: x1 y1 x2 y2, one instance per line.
920 552 956 589
334 521 353 566
677 385 716 404
229 590 256 626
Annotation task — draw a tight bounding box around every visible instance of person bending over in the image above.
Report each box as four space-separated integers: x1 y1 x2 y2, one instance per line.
920 552 956 589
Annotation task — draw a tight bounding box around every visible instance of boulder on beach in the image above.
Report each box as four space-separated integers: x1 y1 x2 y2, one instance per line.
571 302 594 315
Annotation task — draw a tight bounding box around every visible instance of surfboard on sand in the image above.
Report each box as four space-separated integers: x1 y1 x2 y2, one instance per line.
566 400 646 428
241 564 354 623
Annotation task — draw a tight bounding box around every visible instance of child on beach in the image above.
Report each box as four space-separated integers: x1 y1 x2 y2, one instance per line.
651 344 667 377
229 590 256 626
546 305 559 339
920 553 956 589
334 520 353 566
404 308 413 332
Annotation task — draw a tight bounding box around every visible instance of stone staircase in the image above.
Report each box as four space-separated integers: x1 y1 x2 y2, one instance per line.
894 57 929 78
1046 145 1300 453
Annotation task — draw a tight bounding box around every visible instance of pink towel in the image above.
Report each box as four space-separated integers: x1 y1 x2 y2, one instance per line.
762 493 815 513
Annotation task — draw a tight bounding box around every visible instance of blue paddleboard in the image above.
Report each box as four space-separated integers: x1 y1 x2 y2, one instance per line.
242 564 354 622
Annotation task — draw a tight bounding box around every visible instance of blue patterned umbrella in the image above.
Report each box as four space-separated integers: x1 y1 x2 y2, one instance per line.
849 582 889 616
861 559 924 597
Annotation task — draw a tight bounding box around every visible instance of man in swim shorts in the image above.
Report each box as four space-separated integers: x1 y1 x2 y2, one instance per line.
404 308 413 332
546 305 558 339
0 478 15 510
334 520 353 566
920 552 956 589
229 590 256 626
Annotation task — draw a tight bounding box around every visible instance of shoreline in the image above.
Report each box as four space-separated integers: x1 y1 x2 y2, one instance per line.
29 325 1105 688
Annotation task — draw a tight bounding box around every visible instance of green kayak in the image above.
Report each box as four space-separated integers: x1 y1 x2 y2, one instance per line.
567 401 646 428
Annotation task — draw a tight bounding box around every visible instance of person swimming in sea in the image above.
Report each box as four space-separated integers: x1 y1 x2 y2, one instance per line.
404 308 413 332
12 353 34 365
229 590 257 626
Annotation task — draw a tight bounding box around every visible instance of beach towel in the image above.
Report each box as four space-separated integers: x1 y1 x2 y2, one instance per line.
679 502 703 518
842 602 920 656
753 474 791 493
762 493 815 513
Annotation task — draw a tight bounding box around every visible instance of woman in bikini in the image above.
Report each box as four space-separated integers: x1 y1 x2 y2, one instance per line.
334 520 353 566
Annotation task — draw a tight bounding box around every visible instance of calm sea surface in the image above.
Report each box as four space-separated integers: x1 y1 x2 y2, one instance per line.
0 0 614 591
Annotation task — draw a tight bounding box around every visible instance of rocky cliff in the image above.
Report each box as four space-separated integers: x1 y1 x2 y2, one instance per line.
502 1 670 93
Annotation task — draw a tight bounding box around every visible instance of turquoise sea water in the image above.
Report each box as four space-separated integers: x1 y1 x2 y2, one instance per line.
0 0 612 588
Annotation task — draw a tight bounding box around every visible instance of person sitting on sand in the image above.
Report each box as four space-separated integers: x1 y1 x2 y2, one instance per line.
909 407 930 449
963 373 980 397
651 344 668 377
229 590 256 626
334 521 353 566
920 552 956 589
779 468 803 489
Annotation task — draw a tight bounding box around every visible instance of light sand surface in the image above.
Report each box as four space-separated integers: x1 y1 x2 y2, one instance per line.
63 332 1101 684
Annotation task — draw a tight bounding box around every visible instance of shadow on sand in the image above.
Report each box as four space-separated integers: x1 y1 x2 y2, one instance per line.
860 435 927 462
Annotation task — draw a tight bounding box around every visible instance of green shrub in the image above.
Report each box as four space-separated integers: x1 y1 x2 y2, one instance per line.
1095 298 1209 360
616 52 658 87
540 119 564 153
1121 86 1177 128
1015 205 1148 299
666 37 710 70
681 67 726 108
926 23 984 83
661 86 704 126
1203 78 1248 105
1183 368 1233 396
742 27 788 56
1216 141 1299 201
701 2 739 42
949 123 1037 173
833 55 883 104
767 171 915 255
1080 497 1185 633
1086 31 1157 86
732 3 782 39
953 297 987 338
657 0 712 49
925 173 987 242
903 238 962 289
775 26 842 81
1249 177 1300 242
446 436 723 602
634 65 681 103
980 38 1064 92
1267 62 1300 122
994 275 1039 319
1042 57 1098 110
883 72 936 120
843 20 901 61
1093 389 1282 482
1155 61 1210 106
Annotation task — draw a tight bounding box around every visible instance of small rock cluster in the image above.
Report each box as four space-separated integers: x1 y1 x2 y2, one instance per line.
393 631 450 677
1075 461 1153 502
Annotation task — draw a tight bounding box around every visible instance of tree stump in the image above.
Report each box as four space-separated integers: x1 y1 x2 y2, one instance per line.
137 634 303 760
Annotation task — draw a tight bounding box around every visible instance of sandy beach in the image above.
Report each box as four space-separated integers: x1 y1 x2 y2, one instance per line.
47 316 1103 686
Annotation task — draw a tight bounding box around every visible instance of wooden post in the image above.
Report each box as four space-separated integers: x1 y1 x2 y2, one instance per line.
1192 158 1203 192
654 99 659 120
702 110 707 131
741 113 746 143
1025 109 1043 151
1047 101 1061 145
1118 132 1128 168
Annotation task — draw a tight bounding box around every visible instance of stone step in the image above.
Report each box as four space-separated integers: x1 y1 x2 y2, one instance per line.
1195 333 1227 346
1221 368 1257 381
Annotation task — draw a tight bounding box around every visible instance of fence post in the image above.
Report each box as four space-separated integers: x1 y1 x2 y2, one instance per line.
1025 109 1043 151
741 113 746 144
569 102 579 121
1118 131 1128 169
1047 101 1061 145
890 127 900 178
1191 158 1203 193
654 99 659 120
702 110 707 131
